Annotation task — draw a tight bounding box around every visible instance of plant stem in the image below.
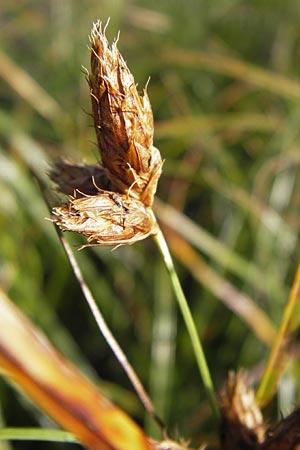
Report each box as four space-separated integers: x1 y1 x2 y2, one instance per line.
0 428 77 444
58 231 166 432
153 224 220 421
256 263 300 405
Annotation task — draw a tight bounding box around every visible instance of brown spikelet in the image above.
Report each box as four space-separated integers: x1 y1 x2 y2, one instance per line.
49 161 112 196
219 371 265 450
50 20 162 247
88 20 162 206
52 190 158 247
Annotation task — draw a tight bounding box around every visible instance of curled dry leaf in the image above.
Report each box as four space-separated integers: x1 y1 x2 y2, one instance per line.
89 20 162 207
53 190 158 247
50 20 162 247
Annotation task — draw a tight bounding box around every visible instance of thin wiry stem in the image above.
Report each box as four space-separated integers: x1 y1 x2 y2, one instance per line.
57 228 166 432
153 221 220 421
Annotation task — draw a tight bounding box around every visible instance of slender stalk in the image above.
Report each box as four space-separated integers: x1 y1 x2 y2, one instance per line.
153 224 220 421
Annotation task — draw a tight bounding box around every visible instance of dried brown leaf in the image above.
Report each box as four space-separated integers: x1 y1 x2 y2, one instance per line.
0 289 153 450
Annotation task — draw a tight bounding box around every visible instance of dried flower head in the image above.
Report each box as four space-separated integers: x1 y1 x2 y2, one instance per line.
50 20 162 247
53 190 157 247
88 20 162 207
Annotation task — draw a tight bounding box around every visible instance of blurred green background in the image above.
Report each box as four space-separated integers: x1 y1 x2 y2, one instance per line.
1 1 300 449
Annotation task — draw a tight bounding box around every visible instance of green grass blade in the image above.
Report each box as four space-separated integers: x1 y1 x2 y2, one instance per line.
164 230 276 346
161 47 300 101
154 199 270 291
256 264 300 406
0 428 77 444
153 225 220 421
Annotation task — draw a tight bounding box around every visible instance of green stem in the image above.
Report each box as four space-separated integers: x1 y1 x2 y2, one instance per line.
0 428 77 443
255 263 300 405
153 225 220 421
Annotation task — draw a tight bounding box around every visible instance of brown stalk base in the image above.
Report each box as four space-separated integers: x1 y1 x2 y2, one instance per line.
219 372 300 450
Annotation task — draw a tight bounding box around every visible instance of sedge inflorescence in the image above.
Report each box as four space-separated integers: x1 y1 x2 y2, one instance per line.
51 20 162 247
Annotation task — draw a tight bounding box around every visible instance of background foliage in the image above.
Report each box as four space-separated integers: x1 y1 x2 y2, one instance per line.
1 1 300 448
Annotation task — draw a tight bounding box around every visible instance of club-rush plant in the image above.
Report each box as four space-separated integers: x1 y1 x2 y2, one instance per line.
50 18 219 447
50 19 219 425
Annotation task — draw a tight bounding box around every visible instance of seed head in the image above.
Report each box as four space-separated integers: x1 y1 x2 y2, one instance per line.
53 191 158 247
50 20 162 247
89 20 162 206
